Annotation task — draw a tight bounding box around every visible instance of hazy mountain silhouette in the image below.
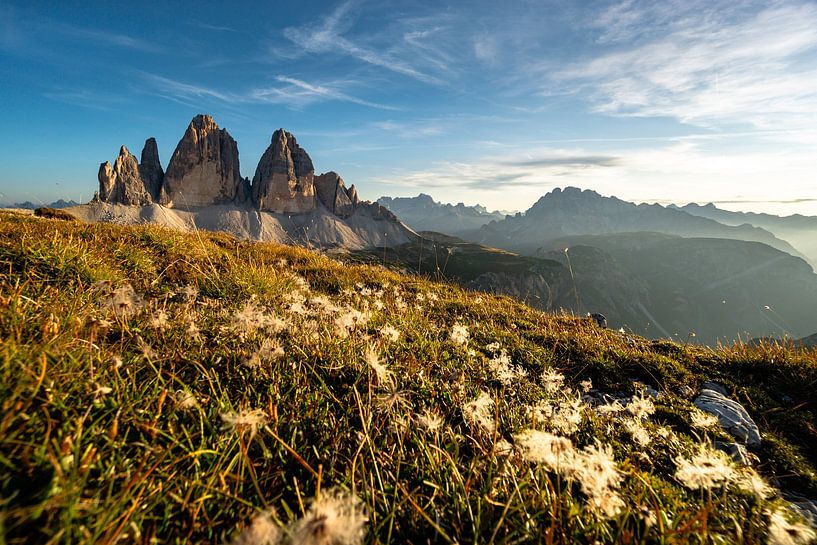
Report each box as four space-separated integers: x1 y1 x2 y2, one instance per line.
675 202 817 266
378 194 505 236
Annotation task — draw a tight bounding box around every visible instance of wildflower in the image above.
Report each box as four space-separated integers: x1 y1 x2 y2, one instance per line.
378 324 400 342
174 390 199 410
463 391 495 434
623 418 651 447
675 445 736 490
494 439 514 457
364 345 393 387
289 488 367 545
528 401 554 424
260 338 285 361
736 468 772 499
231 301 269 338
185 317 202 340
231 509 281 545
310 295 341 315
374 384 409 415
242 352 263 370
104 284 143 317
626 393 655 420
416 409 444 432
576 442 623 517
450 324 469 346
485 342 501 352
765 508 816 545
148 309 169 330
513 429 576 472
595 400 625 416
135 335 157 360
580 379 593 393
551 396 584 436
541 368 565 395
394 296 407 311
266 315 289 334
334 308 369 338
690 408 720 430
176 284 198 303
220 408 269 437
487 350 526 385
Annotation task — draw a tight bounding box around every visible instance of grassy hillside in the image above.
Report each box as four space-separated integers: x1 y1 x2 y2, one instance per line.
1 211 816 544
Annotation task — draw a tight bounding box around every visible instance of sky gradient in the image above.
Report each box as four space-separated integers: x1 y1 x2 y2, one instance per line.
1 0 816 215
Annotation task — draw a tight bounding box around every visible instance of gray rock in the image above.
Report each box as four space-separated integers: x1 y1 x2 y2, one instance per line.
252 129 316 213
315 171 355 217
694 385 761 446
98 146 153 205
714 441 753 466
161 115 242 207
138 137 164 201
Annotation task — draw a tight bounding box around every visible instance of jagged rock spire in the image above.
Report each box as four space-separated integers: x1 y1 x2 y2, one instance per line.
161 114 241 207
251 129 316 213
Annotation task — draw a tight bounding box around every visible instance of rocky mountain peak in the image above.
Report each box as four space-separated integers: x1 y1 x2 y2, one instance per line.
97 145 153 205
252 128 316 213
139 138 164 201
161 114 241 207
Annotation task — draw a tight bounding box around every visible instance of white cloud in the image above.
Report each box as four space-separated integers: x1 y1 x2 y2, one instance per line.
140 72 396 110
558 2 817 132
277 1 478 86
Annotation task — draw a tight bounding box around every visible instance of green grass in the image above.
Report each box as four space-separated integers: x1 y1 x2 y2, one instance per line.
1 210 816 544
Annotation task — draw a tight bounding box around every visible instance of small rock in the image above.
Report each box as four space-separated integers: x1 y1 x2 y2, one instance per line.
694 385 761 446
714 441 753 466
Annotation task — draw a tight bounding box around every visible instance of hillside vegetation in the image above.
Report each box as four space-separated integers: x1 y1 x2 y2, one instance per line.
1 211 816 544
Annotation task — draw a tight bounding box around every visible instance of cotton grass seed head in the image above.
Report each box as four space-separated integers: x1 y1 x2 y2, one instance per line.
221 408 269 437
450 324 469 346
463 391 495 435
675 445 736 490
231 509 282 545
765 508 816 545
288 488 367 545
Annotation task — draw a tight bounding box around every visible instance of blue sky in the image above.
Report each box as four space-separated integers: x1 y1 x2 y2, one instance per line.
1 0 816 214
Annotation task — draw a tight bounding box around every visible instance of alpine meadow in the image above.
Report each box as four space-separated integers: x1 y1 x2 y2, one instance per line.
2 1 817 544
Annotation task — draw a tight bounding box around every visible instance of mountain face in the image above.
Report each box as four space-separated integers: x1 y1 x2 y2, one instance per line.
252 129 316 213
97 145 154 206
476 187 805 260
87 114 413 249
377 194 506 236
160 115 242 207
535 233 817 345
675 202 817 266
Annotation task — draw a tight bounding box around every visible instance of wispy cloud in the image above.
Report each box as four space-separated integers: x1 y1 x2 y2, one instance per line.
556 1 817 132
139 72 397 110
255 76 399 110
280 1 449 85
376 150 622 192
189 21 238 33
58 24 164 54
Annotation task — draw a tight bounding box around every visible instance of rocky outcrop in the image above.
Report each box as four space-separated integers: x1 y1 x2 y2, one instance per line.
315 171 355 217
252 129 316 213
97 146 153 205
92 115 396 232
694 383 761 446
138 138 164 202
161 115 242 207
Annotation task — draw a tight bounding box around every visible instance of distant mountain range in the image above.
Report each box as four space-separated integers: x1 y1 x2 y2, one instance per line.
3 199 80 209
476 187 807 262
371 187 817 345
377 194 506 236
673 202 817 266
